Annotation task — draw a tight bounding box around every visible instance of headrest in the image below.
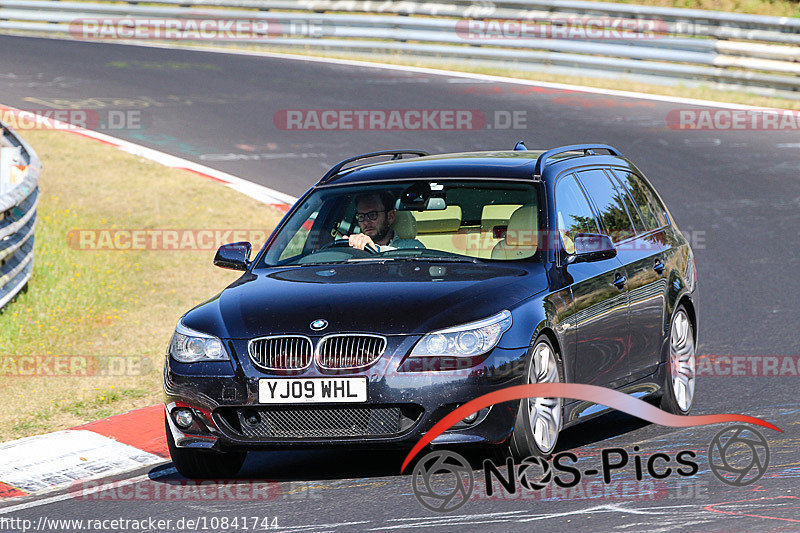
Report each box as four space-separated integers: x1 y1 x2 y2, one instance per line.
393 210 418 239
413 206 462 233
505 205 538 247
481 204 522 232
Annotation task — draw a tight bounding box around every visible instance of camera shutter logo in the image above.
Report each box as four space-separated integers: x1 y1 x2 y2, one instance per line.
708 425 770 486
411 450 473 513
517 456 552 490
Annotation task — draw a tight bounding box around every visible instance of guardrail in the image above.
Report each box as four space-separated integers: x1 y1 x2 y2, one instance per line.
0 0 798 98
0 119 39 310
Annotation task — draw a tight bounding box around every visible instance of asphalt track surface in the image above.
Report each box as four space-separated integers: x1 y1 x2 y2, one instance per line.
1 35 799 532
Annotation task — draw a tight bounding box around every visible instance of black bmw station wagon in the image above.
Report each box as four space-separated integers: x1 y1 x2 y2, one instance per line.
164 143 698 478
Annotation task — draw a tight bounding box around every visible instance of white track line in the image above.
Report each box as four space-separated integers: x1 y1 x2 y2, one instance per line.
6 34 792 112
0 467 174 514
0 105 297 207
145 44 782 111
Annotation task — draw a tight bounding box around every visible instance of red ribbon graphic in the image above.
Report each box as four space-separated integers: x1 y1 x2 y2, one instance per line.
401 383 781 472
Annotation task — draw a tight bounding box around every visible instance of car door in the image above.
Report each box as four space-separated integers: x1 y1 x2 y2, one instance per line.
609 168 671 378
555 173 631 388
576 168 665 380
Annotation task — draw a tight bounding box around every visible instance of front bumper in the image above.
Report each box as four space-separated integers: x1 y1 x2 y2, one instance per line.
164 337 529 452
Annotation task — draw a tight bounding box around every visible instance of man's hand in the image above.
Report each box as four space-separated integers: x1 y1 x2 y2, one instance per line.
348 233 377 251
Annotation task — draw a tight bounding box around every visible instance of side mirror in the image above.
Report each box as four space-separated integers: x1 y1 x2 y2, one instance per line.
567 233 616 264
214 242 252 271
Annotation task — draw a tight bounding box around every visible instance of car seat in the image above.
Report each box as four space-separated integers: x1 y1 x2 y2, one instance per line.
491 205 538 260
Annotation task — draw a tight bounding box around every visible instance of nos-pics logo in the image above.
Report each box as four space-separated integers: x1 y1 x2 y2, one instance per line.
411 425 770 513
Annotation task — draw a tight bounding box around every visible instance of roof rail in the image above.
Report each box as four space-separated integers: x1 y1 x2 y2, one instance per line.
533 144 621 177
318 150 429 184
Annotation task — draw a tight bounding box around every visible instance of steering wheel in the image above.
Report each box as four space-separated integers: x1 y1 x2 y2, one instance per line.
317 238 379 254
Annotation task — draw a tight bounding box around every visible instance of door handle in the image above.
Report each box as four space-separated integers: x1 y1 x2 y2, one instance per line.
613 273 627 290
653 259 665 275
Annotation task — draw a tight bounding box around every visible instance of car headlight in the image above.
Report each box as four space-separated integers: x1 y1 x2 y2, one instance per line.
410 310 512 357
169 322 229 363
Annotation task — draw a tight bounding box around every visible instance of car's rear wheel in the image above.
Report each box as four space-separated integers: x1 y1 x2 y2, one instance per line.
165 415 247 479
660 305 696 414
510 336 564 460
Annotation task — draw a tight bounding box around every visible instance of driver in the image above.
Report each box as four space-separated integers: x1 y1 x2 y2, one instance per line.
348 192 425 251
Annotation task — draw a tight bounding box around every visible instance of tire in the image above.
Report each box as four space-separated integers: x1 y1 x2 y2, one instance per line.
660 305 696 415
510 336 564 460
165 415 247 479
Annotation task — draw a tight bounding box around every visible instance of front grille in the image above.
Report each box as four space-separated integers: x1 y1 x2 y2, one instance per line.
316 334 387 370
248 336 312 370
217 405 421 439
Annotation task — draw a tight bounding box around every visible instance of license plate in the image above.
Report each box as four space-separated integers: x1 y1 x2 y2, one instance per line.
258 377 367 404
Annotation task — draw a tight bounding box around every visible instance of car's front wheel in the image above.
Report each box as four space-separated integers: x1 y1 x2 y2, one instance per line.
660 305 696 414
165 415 247 479
510 336 564 460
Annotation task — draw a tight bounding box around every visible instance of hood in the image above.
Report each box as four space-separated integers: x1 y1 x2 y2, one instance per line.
182 260 549 338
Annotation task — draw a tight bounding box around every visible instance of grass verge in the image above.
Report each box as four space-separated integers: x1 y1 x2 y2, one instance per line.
0 128 283 440
610 0 800 18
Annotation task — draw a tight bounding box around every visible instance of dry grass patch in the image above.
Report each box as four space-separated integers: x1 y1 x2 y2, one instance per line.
611 0 800 17
0 129 283 439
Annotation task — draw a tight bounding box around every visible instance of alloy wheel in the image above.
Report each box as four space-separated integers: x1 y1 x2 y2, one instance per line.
526 341 562 453
669 309 696 412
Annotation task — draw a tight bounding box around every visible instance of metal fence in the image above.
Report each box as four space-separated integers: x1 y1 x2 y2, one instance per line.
0 119 39 310
0 0 798 97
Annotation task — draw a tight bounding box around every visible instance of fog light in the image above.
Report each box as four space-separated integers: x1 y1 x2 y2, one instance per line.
243 410 261 426
462 411 479 424
173 408 194 428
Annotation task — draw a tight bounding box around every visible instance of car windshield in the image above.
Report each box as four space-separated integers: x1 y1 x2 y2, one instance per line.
257 180 543 267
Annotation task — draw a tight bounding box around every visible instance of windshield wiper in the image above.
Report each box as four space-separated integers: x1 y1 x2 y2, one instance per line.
284 256 482 266
288 260 353 267
385 256 482 264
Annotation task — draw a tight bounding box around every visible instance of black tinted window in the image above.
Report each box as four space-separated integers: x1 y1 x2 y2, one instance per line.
612 169 669 230
605 170 644 233
554 174 599 254
577 169 635 243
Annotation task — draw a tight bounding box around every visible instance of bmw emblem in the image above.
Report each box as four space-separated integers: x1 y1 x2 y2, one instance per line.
310 319 328 331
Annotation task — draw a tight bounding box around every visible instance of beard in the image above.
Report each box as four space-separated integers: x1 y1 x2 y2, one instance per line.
366 220 392 243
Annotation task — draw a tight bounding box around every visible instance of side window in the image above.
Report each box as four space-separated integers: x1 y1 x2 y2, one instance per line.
612 169 669 230
604 170 644 233
278 210 319 261
554 174 600 254
577 169 635 243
